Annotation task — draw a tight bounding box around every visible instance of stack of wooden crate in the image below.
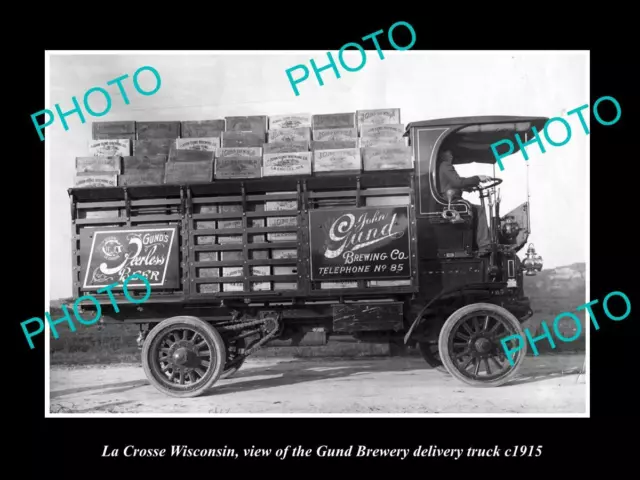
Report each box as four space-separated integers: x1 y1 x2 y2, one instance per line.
215 116 266 180
356 108 412 171
310 112 360 174
165 120 222 184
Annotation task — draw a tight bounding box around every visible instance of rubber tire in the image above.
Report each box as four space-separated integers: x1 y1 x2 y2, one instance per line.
438 303 527 387
418 342 448 374
142 316 226 398
221 358 246 379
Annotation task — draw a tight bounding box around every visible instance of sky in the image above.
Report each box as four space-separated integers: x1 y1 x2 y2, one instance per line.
47 51 588 299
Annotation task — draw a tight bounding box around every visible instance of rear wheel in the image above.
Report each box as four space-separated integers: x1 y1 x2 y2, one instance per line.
438 303 527 387
142 316 226 398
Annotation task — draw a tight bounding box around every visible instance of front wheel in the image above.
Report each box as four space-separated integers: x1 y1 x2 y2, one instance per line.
438 303 527 387
142 316 226 398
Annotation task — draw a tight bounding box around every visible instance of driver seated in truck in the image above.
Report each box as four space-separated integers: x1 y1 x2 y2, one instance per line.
437 149 492 253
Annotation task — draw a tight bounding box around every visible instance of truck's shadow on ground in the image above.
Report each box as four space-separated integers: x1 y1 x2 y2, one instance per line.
206 355 585 396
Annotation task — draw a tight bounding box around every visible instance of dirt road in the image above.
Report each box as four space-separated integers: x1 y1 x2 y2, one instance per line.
49 353 586 414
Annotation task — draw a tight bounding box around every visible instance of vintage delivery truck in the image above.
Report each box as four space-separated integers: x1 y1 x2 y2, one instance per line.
68 115 547 398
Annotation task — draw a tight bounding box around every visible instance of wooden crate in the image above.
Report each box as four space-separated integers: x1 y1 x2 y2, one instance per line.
225 116 268 134
134 139 173 156
74 172 118 188
214 156 262 179
268 113 312 130
263 142 309 154
313 148 361 173
360 124 405 140
164 160 213 183
265 192 297 242
92 121 135 139
181 120 225 138
312 112 355 129
93 133 136 142
221 132 265 148
359 137 406 148
88 139 131 157
362 146 413 171
268 128 311 143
175 137 220 151
356 108 401 126
313 127 357 142
310 140 357 150
216 147 263 158
75 156 121 173
136 121 180 139
169 149 214 163
263 152 312 176
119 170 164 186
122 155 166 172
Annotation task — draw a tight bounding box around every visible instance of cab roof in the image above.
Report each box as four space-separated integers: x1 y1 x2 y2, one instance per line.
405 115 550 164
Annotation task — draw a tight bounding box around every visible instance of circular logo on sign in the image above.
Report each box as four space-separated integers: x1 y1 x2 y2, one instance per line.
98 236 124 260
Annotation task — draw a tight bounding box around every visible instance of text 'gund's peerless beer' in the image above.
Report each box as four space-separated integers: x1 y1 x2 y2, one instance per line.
81 226 180 289
308 206 412 281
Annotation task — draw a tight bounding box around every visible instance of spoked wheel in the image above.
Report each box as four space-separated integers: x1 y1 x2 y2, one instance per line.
438 303 527 387
142 316 226 398
418 341 448 373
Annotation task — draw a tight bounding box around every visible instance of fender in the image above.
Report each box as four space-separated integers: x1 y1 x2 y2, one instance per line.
403 282 507 344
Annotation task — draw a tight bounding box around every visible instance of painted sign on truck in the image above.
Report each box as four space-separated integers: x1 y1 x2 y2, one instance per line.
80 226 180 289
309 206 411 280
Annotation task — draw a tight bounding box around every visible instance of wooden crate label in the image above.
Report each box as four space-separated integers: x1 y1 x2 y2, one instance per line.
94 132 135 142
312 112 355 129
274 266 296 275
263 142 309 154
221 132 265 148
136 121 180 139
197 204 218 214
320 281 358 289
216 147 263 158
310 140 357 150
134 139 173 156
313 148 361 173
82 209 120 219
181 120 225 138
250 265 271 291
356 108 401 126
198 283 220 294
313 128 357 141
225 116 268 133
89 139 130 157
222 267 243 292
122 155 166 171
175 138 219 151
359 137 406 148
265 192 297 242
214 156 262 179
268 128 311 143
269 113 312 130
118 171 164 186
92 121 136 138
74 172 118 188
221 251 244 261
170 149 214 163
362 146 413 171
365 195 410 206
76 156 121 173
197 268 220 278
263 152 312 176
197 252 219 262
360 124 405 139
164 160 213 183
272 249 297 259
368 279 411 287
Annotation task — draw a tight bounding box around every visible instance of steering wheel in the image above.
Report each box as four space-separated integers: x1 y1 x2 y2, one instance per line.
472 177 503 191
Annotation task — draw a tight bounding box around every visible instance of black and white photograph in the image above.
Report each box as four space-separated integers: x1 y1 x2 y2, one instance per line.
44 50 589 416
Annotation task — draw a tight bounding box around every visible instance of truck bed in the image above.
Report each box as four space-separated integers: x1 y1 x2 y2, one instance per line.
68 171 419 306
